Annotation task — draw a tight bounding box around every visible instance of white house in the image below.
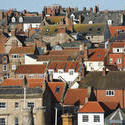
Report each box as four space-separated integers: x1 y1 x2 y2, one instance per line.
48 61 82 84
78 101 104 125
23 16 42 32
84 48 107 71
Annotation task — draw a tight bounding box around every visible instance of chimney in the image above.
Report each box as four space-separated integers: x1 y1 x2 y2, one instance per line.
79 15 82 24
49 73 53 82
61 114 73 125
90 8 93 13
102 66 106 76
94 6 99 14
84 46 88 60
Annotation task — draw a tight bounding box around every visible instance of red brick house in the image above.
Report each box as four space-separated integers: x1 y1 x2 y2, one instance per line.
80 71 125 108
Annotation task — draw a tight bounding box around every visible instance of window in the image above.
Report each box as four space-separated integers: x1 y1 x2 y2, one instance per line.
3 65 7 71
12 54 19 59
19 16 23 23
55 86 60 93
49 70 54 74
15 117 18 125
69 70 74 75
3 57 7 63
15 102 19 108
4 73 9 79
117 58 121 64
94 115 100 122
0 118 5 125
58 70 64 74
19 74 23 79
11 17 16 23
27 102 34 108
107 19 112 25
89 21 93 24
117 49 120 52
12 65 16 70
82 115 88 122
29 74 34 78
0 103 6 108
106 90 115 96
110 58 113 63
38 74 44 78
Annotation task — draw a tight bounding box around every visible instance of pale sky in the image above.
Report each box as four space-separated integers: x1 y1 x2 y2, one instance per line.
1 0 125 12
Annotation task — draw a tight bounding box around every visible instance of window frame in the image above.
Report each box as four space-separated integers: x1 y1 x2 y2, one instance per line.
106 90 115 96
27 102 34 109
94 115 100 122
0 118 5 125
3 65 7 71
82 115 88 122
15 117 18 125
12 54 19 59
0 102 6 109
15 102 19 109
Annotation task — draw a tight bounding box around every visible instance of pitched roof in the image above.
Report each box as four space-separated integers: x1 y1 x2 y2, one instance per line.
109 26 125 37
9 46 35 54
78 101 104 113
112 41 125 48
23 16 42 23
63 88 88 105
16 64 46 74
80 71 125 89
1 78 44 88
48 82 65 102
105 108 125 121
88 48 107 61
48 61 80 72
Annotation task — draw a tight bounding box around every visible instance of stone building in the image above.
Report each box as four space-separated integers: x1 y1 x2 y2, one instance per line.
0 83 51 125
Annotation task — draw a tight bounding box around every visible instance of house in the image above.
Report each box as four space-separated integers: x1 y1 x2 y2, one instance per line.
9 15 42 32
105 108 125 125
83 48 108 71
15 64 46 79
9 46 39 77
108 41 125 70
47 61 83 84
0 83 51 125
80 71 125 108
78 101 104 125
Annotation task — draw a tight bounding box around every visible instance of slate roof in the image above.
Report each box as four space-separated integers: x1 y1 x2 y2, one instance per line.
105 108 125 121
80 71 125 89
23 16 42 23
69 11 124 25
0 86 42 95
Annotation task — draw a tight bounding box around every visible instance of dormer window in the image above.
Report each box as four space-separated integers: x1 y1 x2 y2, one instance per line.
107 19 112 25
69 70 74 75
89 21 93 24
55 86 60 93
19 16 23 23
106 90 115 96
11 17 16 23
58 69 64 74
12 54 19 59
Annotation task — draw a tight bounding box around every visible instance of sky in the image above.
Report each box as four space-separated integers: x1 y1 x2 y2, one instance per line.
1 0 125 12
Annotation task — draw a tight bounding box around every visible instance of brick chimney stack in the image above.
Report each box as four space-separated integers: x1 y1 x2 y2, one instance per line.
84 46 88 60
102 66 106 76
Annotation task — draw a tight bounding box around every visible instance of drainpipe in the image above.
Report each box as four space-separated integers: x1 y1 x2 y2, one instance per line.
55 107 58 125
123 88 124 108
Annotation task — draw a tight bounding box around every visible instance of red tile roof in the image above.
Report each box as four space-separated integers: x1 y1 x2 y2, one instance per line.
1 78 43 88
63 88 88 105
48 61 80 72
16 64 46 74
88 48 107 61
48 82 65 102
78 101 104 113
112 42 125 48
109 26 125 37
9 46 35 54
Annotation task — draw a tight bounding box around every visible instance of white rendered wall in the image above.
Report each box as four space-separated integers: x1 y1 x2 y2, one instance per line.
78 113 104 125
25 55 48 65
84 61 104 71
23 23 41 32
